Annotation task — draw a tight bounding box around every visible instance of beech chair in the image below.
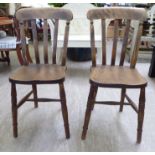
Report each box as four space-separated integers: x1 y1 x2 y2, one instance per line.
9 7 73 138
81 7 147 143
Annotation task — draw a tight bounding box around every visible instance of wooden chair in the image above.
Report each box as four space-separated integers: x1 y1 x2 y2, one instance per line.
9 7 73 138
81 7 147 143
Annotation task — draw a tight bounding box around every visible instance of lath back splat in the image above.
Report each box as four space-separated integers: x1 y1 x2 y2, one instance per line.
88 7 146 68
17 7 72 65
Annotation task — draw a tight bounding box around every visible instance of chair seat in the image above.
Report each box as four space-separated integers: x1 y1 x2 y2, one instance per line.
90 65 147 88
9 64 66 84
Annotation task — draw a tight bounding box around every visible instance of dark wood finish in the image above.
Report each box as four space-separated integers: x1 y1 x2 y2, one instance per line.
90 66 147 88
31 19 40 64
59 83 70 138
90 20 96 67
9 7 73 139
130 23 143 68
43 19 48 64
119 20 131 66
11 83 18 137
119 88 126 112
81 84 97 140
101 19 106 65
9 64 66 84
32 84 38 108
61 21 70 66
52 19 59 64
137 87 145 143
111 19 119 66
82 7 147 143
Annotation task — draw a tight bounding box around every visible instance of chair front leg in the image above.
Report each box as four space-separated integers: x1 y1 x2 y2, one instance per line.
81 84 97 140
59 83 70 139
137 87 145 143
11 83 18 137
32 84 38 108
119 88 126 112
91 85 98 110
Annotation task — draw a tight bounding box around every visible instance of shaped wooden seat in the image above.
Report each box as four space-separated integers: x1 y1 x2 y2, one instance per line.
90 65 147 88
9 64 66 84
81 7 147 143
9 7 73 139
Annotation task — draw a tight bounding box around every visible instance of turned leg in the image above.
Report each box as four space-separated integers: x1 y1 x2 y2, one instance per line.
32 84 38 108
11 83 18 137
91 86 98 111
137 87 145 143
119 88 126 112
81 84 97 140
59 83 70 139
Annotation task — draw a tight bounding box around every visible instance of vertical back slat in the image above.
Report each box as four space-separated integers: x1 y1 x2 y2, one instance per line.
19 21 28 65
61 21 70 66
43 19 48 64
52 19 59 64
111 19 119 66
90 20 96 67
130 23 143 68
101 19 106 65
119 20 131 66
31 19 40 64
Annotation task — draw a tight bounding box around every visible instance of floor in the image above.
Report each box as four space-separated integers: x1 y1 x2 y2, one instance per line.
0 44 155 151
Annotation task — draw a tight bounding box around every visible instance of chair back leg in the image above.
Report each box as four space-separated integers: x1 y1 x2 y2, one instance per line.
137 87 145 143
59 83 70 139
81 84 97 140
11 83 18 137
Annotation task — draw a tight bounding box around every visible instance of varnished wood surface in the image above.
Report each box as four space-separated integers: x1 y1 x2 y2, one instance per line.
82 7 147 143
16 7 73 21
90 65 147 88
9 64 66 84
9 7 72 138
87 7 147 21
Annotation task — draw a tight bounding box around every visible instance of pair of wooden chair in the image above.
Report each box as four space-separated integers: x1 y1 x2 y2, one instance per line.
9 7 147 143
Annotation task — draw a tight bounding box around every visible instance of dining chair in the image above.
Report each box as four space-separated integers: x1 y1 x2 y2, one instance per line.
9 7 73 138
81 7 147 143
0 15 32 65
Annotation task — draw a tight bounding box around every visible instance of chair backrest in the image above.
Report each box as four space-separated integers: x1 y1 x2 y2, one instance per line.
87 7 147 68
16 7 73 66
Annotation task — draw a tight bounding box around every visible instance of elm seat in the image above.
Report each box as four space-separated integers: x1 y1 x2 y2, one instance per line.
9 64 66 84
90 65 147 88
